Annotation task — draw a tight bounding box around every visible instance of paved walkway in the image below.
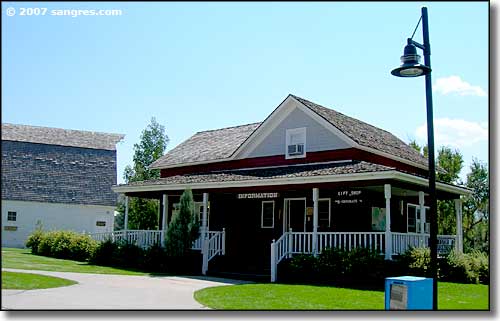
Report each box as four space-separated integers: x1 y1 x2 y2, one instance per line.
2 268 250 310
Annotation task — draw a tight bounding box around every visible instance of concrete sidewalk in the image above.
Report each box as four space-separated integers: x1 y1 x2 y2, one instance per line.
2 268 250 310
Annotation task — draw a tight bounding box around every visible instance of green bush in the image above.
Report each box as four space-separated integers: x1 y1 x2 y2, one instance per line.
25 230 97 262
441 250 489 284
397 247 431 277
89 239 119 266
280 247 387 286
25 227 44 255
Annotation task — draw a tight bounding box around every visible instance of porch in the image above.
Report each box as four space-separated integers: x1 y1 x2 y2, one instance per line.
110 161 469 282
88 228 456 281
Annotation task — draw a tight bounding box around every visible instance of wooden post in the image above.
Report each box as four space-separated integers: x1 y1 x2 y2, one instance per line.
201 193 209 274
419 191 426 247
454 198 463 253
288 228 293 259
270 239 276 282
202 193 208 242
161 194 168 247
222 228 226 255
384 184 392 260
124 195 129 233
312 188 319 257
202 235 209 275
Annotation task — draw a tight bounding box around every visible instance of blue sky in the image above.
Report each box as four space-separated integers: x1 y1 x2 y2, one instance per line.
2 1 489 184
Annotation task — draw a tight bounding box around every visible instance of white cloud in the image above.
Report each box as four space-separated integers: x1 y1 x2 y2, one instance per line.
433 76 487 97
415 118 488 148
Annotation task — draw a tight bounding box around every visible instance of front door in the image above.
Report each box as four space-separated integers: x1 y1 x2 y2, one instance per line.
284 198 306 232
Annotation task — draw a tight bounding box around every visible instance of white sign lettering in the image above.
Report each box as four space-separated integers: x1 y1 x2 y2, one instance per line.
237 193 279 199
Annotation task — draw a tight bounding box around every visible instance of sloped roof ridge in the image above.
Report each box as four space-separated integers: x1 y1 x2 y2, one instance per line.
196 121 262 134
290 94 394 136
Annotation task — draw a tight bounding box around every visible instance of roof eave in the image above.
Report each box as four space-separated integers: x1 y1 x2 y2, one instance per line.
112 170 471 196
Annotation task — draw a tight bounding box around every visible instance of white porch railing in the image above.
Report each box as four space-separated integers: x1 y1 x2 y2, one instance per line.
392 233 456 256
270 231 456 282
89 229 226 255
191 231 224 251
90 230 164 249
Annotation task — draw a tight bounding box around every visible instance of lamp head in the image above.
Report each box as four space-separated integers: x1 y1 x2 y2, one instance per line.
391 43 431 77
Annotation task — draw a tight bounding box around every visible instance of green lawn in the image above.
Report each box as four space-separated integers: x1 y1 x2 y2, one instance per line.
194 282 489 310
2 271 77 290
1 248 148 276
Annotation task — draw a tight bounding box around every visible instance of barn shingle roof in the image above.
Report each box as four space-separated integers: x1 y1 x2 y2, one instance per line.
2 123 124 151
150 95 428 169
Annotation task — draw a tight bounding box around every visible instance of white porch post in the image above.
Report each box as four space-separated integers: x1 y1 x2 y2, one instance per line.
201 192 209 275
454 198 463 253
161 194 168 247
419 191 427 248
270 239 277 282
124 195 129 231
312 188 319 257
384 184 392 260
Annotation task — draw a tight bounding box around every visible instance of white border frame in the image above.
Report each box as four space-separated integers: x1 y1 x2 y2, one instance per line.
285 127 307 159
283 197 307 232
407 202 429 233
261 200 275 229
7 211 17 222
318 198 331 228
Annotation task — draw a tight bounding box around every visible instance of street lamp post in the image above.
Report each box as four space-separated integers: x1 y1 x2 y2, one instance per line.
391 6 438 310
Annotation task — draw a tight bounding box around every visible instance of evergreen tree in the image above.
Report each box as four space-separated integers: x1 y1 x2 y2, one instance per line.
165 189 200 256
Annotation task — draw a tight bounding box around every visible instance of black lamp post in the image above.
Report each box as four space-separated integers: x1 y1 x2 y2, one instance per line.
391 6 438 310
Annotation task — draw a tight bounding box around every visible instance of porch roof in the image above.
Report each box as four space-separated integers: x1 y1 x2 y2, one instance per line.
113 160 470 196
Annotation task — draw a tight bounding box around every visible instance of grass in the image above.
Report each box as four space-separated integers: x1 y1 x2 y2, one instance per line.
1 247 148 276
2 271 77 290
194 282 489 310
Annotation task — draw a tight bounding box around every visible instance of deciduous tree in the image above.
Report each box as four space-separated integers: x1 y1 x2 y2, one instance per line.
116 117 169 230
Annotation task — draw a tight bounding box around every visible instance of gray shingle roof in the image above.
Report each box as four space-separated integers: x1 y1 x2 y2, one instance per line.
290 95 428 167
2 123 124 151
125 161 394 187
150 122 261 168
150 94 428 169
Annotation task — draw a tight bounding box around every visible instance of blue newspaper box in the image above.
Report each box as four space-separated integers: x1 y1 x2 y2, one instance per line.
385 276 433 310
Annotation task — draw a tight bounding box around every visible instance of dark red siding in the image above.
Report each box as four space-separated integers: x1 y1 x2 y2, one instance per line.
160 148 428 177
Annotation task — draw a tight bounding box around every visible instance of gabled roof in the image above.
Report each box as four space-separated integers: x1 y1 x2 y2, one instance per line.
2 123 124 151
150 94 428 169
150 122 261 168
290 95 428 167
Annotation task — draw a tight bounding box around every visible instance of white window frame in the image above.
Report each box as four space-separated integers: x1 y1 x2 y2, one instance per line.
285 127 306 159
7 211 16 222
407 203 429 233
318 198 331 228
261 200 275 229
172 202 210 229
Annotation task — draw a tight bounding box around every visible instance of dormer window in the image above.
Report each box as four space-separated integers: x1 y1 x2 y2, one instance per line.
286 127 306 159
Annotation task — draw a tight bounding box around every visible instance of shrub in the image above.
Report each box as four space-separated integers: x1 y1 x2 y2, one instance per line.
397 247 431 277
280 247 388 286
89 239 119 266
25 230 97 261
25 225 44 254
441 250 489 284
115 241 145 269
